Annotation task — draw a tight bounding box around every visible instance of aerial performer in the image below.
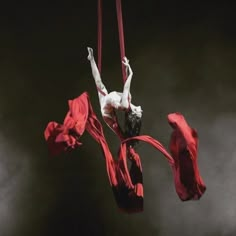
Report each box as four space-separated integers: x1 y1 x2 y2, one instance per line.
44 0 206 213
87 47 142 146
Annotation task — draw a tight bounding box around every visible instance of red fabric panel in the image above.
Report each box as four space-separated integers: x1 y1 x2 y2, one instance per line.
44 121 82 156
44 93 90 156
97 0 102 73
168 113 206 200
116 0 127 82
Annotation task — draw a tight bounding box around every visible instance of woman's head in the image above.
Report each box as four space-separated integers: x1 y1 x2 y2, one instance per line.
130 104 143 118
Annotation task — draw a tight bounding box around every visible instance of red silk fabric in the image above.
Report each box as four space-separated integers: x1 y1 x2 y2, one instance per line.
97 0 102 73
44 92 206 212
168 113 206 200
97 0 127 81
44 92 144 212
116 0 127 82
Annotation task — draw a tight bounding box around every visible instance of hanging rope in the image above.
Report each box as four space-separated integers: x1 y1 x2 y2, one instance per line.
116 0 127 82
97 0 102 73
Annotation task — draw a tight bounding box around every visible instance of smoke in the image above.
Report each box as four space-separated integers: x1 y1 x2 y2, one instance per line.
0 134 30 236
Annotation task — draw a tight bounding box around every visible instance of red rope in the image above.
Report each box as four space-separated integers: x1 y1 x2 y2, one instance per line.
97 0 102 73
116 0 127 82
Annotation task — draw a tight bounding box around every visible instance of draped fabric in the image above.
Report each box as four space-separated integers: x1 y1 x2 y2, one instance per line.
44 92 206 213
168 113 206 200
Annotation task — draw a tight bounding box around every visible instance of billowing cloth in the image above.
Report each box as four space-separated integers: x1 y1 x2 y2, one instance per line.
44 92 206 213
44 95 88 156
168 113 206 200
45 92 144 212
121 132 206 201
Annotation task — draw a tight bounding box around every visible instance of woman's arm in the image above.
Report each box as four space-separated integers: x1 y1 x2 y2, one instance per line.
120 57 133 109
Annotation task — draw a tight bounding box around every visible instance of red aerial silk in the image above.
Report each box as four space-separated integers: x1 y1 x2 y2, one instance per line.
116 0 127 82
44 92 143 212
97 0 102 73
44 92 206 212
168 113 206 200
97 0 126 82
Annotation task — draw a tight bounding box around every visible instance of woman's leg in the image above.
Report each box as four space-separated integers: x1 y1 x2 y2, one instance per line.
87 47 108 102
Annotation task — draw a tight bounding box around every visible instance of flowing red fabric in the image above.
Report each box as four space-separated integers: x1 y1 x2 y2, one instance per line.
44 92 143 212
97 0 102 73
44 92 206 212
97 0 126 81
116 0 126 82
168 113 206 200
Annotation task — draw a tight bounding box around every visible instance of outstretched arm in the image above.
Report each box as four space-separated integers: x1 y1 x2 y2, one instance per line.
87 47 108 97
121 57 133 109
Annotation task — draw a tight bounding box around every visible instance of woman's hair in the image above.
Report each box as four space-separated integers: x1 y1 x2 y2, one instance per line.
124 109 142 147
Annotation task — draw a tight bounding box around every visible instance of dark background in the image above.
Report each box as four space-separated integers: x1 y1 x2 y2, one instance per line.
1 1 236 235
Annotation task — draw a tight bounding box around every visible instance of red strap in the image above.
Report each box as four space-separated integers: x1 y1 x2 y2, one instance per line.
97 0 102 73
98 0 126 82
116 0 127 82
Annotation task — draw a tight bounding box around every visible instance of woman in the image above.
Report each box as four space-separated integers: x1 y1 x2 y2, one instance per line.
87 47 142 145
